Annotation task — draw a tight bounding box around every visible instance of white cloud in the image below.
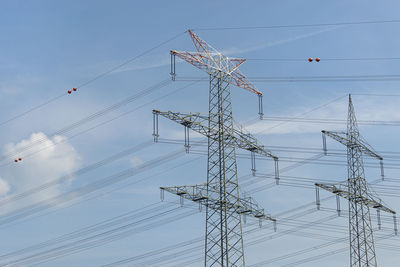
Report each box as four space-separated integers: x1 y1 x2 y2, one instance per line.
2 132 81 210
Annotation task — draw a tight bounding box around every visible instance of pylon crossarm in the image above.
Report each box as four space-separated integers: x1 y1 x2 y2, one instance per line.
315 183 396 214
160 183 275 222
322 130 383 160
171 49 261 96
233 127 278 160
153 109 210 136
170 30 263 97
171 50 226 75
153 110 277 160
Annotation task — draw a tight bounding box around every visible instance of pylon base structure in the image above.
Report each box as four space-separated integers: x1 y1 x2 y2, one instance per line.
154 30 278 267
316 95 396 267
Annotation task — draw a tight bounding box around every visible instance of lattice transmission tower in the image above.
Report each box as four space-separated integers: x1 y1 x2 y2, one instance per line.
315 94 397 267
152 30 279 266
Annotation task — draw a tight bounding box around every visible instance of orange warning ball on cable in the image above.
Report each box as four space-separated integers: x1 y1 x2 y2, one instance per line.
316 57 321 62
14 159 18 163
73 87 77 91
68 90 72 94
18 157 22 161
308 57 313 62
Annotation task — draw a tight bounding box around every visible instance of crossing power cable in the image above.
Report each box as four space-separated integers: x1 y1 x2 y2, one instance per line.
8 189 333 266
245 57 400 62
0 79 172 164
1 208 198 266
261 116 400 126
279 233 395 267
0 80 198 169
0 149 185 228
0 31 186 128
191 19 400 31
176 74 400 83
0 201 167 260
0 141 153 208
0 154 203 237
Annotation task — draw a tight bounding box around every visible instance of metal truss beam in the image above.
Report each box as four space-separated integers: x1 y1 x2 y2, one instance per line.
153 110 277 160
161 183 276 222
322 130 382 160
315 183 395 214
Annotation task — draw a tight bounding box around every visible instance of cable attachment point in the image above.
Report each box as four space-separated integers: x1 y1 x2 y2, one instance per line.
184 124 190 153
274 158 280 185
315 185 320 210
377 209 381 230
336 195 341 216
322 131 327 155
258 94 264 120
160 188 165 201
170 51 176 81
152 110 159 142
250 150 256 176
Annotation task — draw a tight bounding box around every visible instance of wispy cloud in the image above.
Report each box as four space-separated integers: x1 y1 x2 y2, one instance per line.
86 26 342 76
222 26 342 57
245 95 400 135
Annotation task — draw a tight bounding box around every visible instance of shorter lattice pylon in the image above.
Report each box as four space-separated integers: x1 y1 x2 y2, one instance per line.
315 95 397 267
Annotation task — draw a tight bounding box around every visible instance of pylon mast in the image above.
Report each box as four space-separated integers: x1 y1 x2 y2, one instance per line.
316 94 396 267
154 30 278 266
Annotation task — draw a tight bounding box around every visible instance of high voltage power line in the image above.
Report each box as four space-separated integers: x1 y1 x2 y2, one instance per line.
4 193 381 266
245 57 400 62
0 31 186 128
176 74 400 83
0 79 172 163
0 149 185 228
0 80 201 166
0 155 396 267
191 19 400 31
3 18 400 267
261 116 400 126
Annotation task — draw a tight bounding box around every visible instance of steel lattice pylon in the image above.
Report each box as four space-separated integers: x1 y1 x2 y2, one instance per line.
153 30 278 267
316 94 396 267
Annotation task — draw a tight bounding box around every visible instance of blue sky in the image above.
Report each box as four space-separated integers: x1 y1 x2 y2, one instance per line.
1 0 400 266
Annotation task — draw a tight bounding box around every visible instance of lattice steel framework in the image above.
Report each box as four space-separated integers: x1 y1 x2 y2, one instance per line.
316 94 396 267
153 30 278 267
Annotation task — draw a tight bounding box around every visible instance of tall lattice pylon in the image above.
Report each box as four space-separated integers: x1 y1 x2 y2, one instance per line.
153 30 278 267
316 94 396 267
